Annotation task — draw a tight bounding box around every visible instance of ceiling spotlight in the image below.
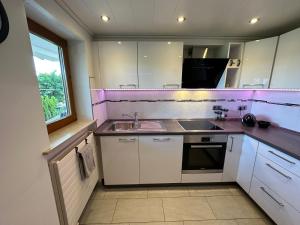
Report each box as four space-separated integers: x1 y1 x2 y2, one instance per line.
101 15 110 22
249 17 259 24
117 41 122 45
167 41 172 45
177 16 186 23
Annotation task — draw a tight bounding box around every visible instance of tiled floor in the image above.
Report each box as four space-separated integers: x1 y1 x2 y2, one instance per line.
80 184 275 225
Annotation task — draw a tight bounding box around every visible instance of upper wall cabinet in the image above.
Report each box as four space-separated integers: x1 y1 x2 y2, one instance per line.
138 42 183 88
93 41 183 89
94 41 138 89
239 37 278 88
270 28 300 88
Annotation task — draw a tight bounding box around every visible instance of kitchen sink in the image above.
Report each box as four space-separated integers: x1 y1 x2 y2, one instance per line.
109 121 135 131
107 121 166 132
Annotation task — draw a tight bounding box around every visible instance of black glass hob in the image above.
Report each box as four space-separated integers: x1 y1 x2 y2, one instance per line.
178 120 223 131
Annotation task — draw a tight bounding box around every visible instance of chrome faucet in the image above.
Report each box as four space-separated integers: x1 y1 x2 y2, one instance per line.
122 112 139 128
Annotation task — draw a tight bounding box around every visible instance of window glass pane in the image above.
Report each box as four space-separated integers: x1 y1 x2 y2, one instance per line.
29 33 71 124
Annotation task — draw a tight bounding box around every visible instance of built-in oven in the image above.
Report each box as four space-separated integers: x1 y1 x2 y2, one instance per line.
182 135 228 174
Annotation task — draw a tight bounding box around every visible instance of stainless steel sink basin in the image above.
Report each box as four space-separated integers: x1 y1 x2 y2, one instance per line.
109 121 135 131
107 121 166 132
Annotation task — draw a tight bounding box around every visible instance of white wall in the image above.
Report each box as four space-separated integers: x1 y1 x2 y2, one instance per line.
0 1 59 225
251 90 300 132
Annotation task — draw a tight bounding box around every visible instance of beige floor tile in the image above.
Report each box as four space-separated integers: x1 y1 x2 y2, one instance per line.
81 224 129 225
235 218 275 225
185 220 238 225
207 195 263 219
148 187 189 198
133 222 183 225
112 198 164 223
103 189 148 199
189 185 233 197
80 199 117 224
228 186 245 196
163 197 216 221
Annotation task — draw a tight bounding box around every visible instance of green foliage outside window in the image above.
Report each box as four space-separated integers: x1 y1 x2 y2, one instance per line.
37 71 66 122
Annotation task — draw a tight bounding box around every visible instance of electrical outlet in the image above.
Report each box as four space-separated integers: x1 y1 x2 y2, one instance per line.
213 105 222 110
238 105 247 111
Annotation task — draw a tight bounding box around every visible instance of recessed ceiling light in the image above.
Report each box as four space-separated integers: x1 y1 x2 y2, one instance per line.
255 40 260 42
177 16 186 23
249 17 259 24
167 42 172 45
117 41 122 45
101 15 110 22
143 55 148 58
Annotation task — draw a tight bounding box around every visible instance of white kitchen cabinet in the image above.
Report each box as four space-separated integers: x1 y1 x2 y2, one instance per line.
139 135 183 184
236 136 259 192
138 41 183 88
270 27 300 88
239 37 278 88
222 135 243 182
250 177 300 225
95 41 138 88
254 154 300 211
100 136 139 185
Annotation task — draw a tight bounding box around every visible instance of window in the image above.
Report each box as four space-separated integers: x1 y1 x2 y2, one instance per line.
28 19 76 133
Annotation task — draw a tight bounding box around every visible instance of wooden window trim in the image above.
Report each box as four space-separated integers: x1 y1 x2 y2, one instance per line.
27 18 77 133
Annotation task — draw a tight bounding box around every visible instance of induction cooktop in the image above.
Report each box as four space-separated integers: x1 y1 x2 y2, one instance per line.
178 120 223 131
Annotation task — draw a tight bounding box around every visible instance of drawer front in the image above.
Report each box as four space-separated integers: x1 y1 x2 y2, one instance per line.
250 177 300 225
254 154 300 211
258 143 300 177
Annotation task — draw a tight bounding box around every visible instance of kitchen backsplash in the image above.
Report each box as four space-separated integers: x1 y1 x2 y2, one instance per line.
251 90 300 132
91 89 300 132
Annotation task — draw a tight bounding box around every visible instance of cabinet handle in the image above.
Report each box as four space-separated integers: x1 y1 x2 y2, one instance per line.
118 138 136 142
120 84 137 89
153 138 171 142
191 145 223 148
266 163 292 180
163 84 180 89
236 59 241 66
268 150 296 165
229 136 234 152
260 187 285 207
242 84 264 88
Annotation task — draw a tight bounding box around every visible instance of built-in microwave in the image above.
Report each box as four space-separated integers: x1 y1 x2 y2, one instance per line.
182 135 228 174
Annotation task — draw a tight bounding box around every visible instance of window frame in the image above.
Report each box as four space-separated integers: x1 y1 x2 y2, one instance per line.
27 18 77 133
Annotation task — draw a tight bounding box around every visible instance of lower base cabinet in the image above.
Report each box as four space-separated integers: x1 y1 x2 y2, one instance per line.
100 135 183 185
139 136 183 184
222 135 243 182
250 177 300 225
101 136 139 185
236 136 259 192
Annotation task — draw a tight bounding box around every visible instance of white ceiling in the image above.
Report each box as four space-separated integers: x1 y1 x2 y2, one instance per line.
61 0 300 38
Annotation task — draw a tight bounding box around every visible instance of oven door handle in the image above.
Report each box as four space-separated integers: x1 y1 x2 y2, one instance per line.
190 145 223 148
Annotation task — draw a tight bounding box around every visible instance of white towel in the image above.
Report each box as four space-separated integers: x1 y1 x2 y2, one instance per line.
77 143 95 179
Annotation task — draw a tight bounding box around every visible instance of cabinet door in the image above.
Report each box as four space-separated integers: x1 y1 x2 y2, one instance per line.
222 135 243 182
270 28 300 88
237 136 259 192
138 41 183 88
139 135 183 184
100 136 139 185
97 41 138 88
239 37 278 88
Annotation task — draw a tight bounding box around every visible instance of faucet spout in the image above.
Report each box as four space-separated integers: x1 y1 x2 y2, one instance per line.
122 112 139 128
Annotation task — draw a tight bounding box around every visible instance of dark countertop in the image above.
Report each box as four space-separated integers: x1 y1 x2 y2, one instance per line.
94 119 300 160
